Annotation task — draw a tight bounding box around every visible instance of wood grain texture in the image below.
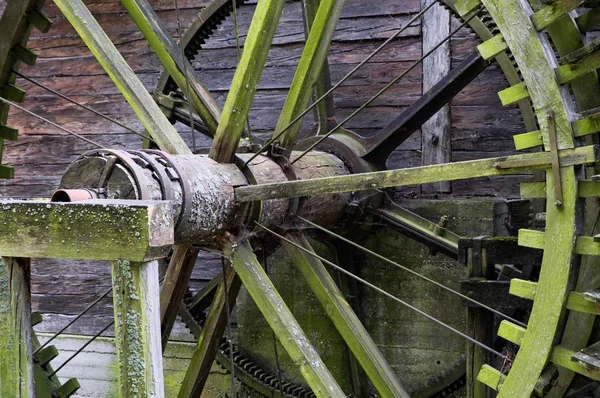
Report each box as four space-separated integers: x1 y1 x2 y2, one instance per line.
0 257 34 398
421 0 451 193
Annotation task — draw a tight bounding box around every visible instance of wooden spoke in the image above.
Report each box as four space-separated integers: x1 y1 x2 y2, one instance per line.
234 145 598 202
275 0 345 152
209 0 286 163
229 240 346 397
301 0 337 134
282 232 410 398
111 260 164 398
121 0 221 134
53 0 191 155
361 51 488 163
159 246 200 350
0 257 33 397
177 263 241 398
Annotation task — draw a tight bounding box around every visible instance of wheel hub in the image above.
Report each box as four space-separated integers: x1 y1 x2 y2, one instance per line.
56 149 352 247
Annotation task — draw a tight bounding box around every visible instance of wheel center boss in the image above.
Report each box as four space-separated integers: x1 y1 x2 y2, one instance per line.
55 149 351 248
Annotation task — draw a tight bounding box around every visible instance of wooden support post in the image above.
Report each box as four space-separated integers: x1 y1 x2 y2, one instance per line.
421 0 451 193
177 263 241 398
230 240 346 397
111 259 164 398
466 238 493 398
234 145 599 202
0 257 33 397
282 233 410 398
159 246 200 350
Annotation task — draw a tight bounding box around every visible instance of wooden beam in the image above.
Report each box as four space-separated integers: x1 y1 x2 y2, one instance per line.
111 259 164 398
465 241 494 398
282 233 410 398
52 0 191 155
177 263 241 398
275 0 345 151
234 145 599 202
0 200 173 261
160 246 200 351
230 240 345 397
421 0 451 193
209 0 285 163
120 0 221 134
0 257 33 397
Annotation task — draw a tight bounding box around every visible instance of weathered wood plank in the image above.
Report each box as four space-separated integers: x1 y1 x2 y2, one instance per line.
421 0 451 193
229 240 346 397
0 257 34 397
111 259 164 397
282 232 410 398
0 200 173 261
52 0 191 155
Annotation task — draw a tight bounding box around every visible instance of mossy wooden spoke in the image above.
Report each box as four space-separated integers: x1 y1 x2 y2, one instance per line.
229 240 346 397
282 232 410 398
209 0 286 163
177 263 241 398
53 0 191 155
235 146 598 202
121 0 221 134
275 0 345 152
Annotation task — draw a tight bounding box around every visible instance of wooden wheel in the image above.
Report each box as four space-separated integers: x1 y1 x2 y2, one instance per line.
2 0 600 397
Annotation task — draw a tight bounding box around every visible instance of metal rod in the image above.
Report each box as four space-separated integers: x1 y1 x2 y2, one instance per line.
297 215 527 328
0 96 104 149
255 221 507 359
291 5 484 164
33 286 113 355
242 3 434 167
174 0 198 152
47 320 114 378
13 71 155 143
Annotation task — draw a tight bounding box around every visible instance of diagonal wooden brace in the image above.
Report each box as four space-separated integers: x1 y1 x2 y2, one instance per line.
0 200 173 261
282 232 410 398
547 113 564 207
229 240 346 397
112 259 164 398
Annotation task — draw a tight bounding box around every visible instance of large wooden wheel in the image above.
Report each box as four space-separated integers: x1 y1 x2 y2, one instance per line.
2 0 600 397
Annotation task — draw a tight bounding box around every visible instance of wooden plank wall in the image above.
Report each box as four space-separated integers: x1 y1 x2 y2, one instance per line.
0 0 526 335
